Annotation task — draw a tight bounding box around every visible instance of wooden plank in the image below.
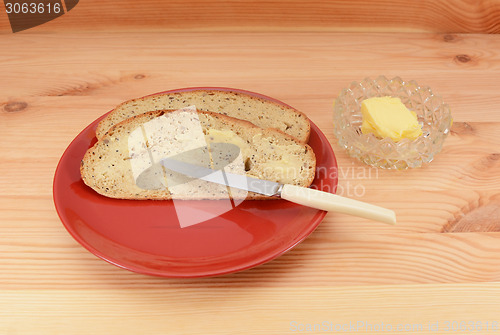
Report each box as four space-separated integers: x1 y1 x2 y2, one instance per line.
2 227 500 288
1 285 500 334
1 33 500 120
1 0 500 33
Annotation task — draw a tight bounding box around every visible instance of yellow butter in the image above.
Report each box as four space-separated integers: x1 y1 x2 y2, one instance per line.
205 130 304 184
205 129 251 157
258 158 303 182
360 96 422 141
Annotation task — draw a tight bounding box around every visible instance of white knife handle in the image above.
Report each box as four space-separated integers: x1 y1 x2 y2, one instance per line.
280 184 396 225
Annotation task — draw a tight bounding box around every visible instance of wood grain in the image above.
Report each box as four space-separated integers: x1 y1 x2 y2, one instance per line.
1 0 500 33
1 31 500 334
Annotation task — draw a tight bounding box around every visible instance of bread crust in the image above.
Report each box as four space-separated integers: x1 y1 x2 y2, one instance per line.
95 89 311 143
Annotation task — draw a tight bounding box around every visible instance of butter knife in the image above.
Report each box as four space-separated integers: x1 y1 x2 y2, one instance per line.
159 157 397 225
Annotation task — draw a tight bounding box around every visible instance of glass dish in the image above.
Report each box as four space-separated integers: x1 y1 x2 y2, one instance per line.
333 76 452 169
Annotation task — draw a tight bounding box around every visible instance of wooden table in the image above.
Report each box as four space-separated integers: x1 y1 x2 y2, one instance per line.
2 1 500 333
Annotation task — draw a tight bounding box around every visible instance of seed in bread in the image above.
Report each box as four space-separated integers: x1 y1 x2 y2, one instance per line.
95 89 311 143
81 109 316 200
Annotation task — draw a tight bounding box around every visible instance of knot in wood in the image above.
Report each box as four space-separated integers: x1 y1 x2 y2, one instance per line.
4 101 28 112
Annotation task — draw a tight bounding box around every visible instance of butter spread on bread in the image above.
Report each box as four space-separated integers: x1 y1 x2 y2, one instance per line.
81 109 316 200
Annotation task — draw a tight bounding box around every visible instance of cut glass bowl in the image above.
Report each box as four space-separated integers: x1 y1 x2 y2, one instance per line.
333 76 452 169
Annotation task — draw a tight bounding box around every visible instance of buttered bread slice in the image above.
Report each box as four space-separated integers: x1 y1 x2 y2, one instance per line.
95 89 311 143
81 109 316 200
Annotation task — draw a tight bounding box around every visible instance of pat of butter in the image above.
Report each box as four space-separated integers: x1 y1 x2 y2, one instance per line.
360 96 422 141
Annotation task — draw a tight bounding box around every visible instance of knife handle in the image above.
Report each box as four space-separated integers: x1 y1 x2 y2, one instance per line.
280 184 396 225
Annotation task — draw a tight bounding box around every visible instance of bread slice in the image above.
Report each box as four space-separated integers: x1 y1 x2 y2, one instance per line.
95 89 311 143
81 109 316 200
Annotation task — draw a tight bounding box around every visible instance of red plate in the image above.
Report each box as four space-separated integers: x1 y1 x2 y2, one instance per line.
53 88 338 277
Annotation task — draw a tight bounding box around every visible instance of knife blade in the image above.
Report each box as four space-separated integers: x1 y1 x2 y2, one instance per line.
159 157 396 225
